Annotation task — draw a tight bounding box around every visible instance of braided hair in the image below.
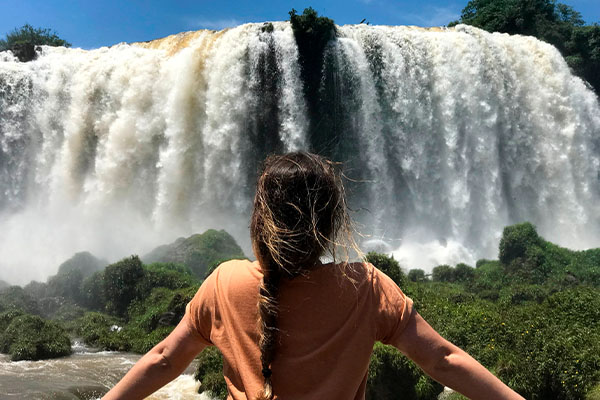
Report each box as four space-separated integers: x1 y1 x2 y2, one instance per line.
250 152 355 400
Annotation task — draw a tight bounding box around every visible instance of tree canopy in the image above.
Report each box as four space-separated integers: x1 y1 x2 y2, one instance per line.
0 23 71 51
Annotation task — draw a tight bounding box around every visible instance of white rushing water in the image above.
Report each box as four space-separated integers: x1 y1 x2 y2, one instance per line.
0 22 599 284
0 342 212 399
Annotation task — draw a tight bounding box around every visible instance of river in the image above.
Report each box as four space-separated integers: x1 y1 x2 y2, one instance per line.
0 341 213 399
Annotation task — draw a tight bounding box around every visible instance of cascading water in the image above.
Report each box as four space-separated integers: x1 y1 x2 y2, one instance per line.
0 22 599 284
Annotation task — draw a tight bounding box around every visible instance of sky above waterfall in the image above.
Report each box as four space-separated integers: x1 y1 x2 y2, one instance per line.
1 0 599 49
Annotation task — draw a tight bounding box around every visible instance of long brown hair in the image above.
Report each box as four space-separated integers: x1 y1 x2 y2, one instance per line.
250 152 356 400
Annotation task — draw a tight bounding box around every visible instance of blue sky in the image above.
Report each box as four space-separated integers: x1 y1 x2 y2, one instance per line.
1 0 599 49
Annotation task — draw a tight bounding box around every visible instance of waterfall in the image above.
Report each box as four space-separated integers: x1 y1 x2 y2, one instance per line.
0 22 599 284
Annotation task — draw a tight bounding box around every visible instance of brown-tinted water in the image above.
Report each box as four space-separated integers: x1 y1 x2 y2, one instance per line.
0 341 208 399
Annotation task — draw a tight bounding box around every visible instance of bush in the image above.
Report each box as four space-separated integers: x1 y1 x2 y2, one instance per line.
195 346 227 399
75 312 128 351
0 314 71 360
408 269 427 282
366 252 407 287
470 260 505 296
432 265 454 282
80 271 106 311
0 309 24 332
103 256 145 318
454 263 475 282
366 342 442 400
135 262 198 299
498 284 549 305
499 223 543 265
0 24 70 51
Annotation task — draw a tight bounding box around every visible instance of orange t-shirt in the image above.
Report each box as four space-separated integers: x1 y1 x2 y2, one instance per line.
185 259 414 400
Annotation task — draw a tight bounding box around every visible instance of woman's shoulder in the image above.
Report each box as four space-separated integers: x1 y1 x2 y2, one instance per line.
314 261 376 290
210 259 262 287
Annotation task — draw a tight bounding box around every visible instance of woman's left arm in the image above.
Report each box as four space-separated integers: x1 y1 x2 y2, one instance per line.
102 316 207 400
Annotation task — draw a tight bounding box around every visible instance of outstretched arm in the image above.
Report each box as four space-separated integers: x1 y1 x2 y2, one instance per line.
102 316 207 400
395 311 524 400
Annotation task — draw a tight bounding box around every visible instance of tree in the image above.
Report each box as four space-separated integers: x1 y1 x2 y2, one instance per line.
366 252 407 287
431 265 455 282
454 263 475 282
103 256 145 318
459 0 557 37
0 24 71 51
408 269 427 282
0 24 71 62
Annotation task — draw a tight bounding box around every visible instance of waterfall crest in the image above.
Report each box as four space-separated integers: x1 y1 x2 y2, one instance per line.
1 23 598 283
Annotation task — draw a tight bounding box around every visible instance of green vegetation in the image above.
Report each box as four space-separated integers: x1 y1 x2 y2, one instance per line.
367 342 442 399
0 229 244 362
143 230 246 279
0 313 71 360
47 252 106 306
195 347 228 398
366 251 407 287
408 269 427 282
431 263 475 283
0 23 71 62
1 224 598 398
73 291 189 353
191 223 600 399
0 285 40 314
450 0 600 94
0 23 71 50
103 256 145 317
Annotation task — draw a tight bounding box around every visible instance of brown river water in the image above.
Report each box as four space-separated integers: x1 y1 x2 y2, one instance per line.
0 341 212 400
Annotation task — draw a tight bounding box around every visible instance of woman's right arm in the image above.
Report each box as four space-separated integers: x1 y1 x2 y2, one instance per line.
394 311 524 400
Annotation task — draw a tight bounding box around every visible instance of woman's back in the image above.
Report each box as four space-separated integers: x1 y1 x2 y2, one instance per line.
186 259 413 399
103 152 524 400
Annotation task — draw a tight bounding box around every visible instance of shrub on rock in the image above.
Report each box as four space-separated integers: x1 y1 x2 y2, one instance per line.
143 230 245 279
0 314 71 360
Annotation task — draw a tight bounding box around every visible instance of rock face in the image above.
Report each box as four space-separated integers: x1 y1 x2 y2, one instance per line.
143 229 246 279
9 43 39 62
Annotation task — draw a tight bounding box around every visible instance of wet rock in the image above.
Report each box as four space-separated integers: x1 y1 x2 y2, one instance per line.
10 43 39 62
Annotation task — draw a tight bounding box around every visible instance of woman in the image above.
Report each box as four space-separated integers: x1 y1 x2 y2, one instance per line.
104 152 523 400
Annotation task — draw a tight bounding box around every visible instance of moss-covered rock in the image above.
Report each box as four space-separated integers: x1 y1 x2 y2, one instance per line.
0 314 71 360
143 230 245 279
56 251 106 277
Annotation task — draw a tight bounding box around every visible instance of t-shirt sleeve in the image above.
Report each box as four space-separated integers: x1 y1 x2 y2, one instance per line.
184 269 218 346
372 265 414 345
